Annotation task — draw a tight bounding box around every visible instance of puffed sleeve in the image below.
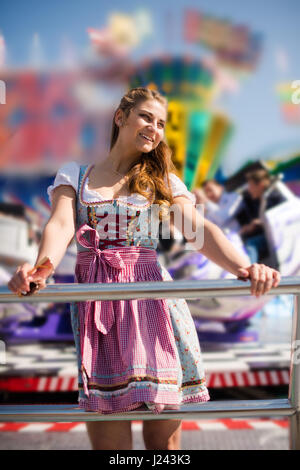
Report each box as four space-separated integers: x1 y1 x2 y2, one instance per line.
47 161 80 205
168 173 196 205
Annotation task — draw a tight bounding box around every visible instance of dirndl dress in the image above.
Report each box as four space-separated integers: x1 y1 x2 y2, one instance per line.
47 162 210 414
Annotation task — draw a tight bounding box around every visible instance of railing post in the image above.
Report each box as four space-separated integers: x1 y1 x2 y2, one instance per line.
289 294 300 450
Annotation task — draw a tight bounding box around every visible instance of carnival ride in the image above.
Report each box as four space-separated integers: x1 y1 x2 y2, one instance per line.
162 166 300 342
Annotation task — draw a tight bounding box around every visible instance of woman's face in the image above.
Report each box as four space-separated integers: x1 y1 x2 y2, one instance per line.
116 99 167 153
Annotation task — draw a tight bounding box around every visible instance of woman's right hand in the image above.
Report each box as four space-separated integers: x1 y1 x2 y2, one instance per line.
7 263 35 295
8 257 54 296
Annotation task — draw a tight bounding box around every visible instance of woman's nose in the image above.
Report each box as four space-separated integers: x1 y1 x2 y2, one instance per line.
149 123 162 136
146 122 156 131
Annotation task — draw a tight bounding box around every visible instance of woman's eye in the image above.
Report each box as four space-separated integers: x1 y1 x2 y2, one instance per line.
140 114 164 128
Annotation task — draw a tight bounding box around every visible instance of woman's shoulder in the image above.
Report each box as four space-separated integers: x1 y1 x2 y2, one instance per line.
54 160 91 183
166 172 196 204
47 160 83 204
56 160 81 177
165 172 185 188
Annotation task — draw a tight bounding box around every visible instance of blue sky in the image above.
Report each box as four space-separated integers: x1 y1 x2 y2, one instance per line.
1 0 299 176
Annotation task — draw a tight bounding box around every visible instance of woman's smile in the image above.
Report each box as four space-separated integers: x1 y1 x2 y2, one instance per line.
139 133 155 143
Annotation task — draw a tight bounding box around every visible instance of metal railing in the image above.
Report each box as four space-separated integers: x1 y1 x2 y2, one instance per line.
0 276 300 449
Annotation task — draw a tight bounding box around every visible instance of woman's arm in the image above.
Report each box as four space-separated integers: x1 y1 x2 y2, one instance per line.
170 196 281 297
198 218 250 275
35 185 76 268
8 185 76 294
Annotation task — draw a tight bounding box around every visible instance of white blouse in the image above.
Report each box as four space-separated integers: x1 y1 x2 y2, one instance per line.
47 161 196 207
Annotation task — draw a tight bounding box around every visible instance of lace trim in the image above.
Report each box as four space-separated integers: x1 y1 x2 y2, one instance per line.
79 164 154 210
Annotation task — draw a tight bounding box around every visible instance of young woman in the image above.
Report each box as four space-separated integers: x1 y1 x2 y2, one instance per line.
8 87 281 450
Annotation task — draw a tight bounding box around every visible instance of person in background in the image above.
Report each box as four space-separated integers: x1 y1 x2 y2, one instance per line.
235 169 284 264
192 179 242 231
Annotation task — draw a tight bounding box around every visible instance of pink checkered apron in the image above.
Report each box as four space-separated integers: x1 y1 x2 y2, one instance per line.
74 223 182 414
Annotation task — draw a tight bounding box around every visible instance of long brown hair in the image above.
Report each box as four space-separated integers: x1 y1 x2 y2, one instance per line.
110 87 176 219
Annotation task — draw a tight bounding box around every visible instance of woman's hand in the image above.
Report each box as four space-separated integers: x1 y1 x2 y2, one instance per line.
237 263 281 297
8 263 34 295
8 257 54 296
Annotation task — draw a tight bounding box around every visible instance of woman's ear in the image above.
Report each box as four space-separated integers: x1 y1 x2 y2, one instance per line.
115 109 124 127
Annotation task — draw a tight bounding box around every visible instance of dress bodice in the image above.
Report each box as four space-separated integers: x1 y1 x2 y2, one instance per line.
47 160 197 253
76 164 160 251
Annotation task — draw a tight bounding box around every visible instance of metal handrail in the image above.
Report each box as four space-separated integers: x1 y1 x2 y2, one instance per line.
0 276 299 303
0 399 294 422
0 276 300 449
